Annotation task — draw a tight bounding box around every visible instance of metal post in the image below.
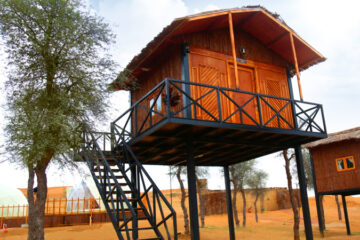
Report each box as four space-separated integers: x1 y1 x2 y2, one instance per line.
131 164 138 239
309 150 325 236
224 165 235 240
287 68 298 130
294 146 313 240
342 195 351 235
181 43 192 119
186 138 200 240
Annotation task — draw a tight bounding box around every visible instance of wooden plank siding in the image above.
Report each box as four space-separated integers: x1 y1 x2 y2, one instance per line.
312 140 360 193
130 25 293 134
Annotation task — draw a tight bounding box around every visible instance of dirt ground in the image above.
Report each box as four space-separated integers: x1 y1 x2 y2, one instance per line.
1 192 360 240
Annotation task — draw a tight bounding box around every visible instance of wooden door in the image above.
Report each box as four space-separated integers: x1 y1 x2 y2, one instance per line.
189 52 229 121
258 68 293 128
227 64 258 125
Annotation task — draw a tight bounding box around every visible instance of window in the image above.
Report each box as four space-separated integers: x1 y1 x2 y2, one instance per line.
335 156 356 172
149 97 162 116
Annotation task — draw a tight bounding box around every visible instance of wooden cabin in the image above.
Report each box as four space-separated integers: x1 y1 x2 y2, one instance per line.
305 127 360 235
112 7 327 166
99 6 328 240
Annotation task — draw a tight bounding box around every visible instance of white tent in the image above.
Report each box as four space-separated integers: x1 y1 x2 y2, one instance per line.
0 184 28 217
66 176 105 212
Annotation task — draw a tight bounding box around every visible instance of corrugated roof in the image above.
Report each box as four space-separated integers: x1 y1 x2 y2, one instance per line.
303 127 360 149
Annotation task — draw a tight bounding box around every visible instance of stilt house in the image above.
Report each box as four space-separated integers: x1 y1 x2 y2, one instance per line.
305 127 360 236
81 6 328 240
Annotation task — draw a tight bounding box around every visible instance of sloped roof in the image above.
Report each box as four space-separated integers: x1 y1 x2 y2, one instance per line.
113 6 325 88
304 127 360 149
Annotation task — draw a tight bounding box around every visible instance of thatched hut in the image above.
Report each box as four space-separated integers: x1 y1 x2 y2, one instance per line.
304 127 360 236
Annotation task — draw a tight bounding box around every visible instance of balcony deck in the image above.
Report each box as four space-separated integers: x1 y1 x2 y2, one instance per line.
112 78 327 166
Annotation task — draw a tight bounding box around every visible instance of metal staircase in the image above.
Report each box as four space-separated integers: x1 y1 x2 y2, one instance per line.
81 129 177 240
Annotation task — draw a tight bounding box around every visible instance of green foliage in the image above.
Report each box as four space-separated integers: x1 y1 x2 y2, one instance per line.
247 169 268 190
290 149 314 190
229 159 256 190
0 0 116 168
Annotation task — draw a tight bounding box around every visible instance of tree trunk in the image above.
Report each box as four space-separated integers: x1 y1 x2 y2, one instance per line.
27 165 48 240
231 180 240 227
240 189 246 227
176 167 189 234
335 195 342 220
196 177 205 228
284 149 300 240
27 167 37 240
254 191 259 223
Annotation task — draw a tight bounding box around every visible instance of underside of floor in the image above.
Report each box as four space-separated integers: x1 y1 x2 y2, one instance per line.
128 119 327 166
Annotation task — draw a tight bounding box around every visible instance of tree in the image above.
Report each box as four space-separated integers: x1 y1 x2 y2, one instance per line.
229 160 255 227
0 1 115 239
282 149 300 240
169 166 189 234
247 169 268 223
195 166 208 228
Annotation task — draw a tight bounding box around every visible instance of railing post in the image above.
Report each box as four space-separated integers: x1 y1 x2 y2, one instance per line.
134 107 138 136
256 95 263 126
217 88 222 122
287 68 298 130
165 79 171 118
110 123 115 152
320 105 327 134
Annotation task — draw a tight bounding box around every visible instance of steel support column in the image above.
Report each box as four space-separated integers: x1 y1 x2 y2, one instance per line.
309 150 324 236
295 146 313 240
224 165 235 240
342 195 351 235
187 138 200 240
131 164 138 239
181 43 192 119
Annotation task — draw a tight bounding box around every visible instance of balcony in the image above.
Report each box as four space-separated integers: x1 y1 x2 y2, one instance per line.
112 78 327 166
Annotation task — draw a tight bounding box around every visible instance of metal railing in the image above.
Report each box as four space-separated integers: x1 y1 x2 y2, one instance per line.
112 78 326 143
111 127 177 240
82 130 136 240
82 130 177 240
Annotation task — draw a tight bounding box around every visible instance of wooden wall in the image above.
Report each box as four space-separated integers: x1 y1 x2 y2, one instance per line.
312 140 360 193
176 27 288 68
130 25 293 132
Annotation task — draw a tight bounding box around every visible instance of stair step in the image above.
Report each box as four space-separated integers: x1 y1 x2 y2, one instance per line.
106 190 132 194
120 226 155 231
97 176 124 179
94 168 121 173
106 198 137 202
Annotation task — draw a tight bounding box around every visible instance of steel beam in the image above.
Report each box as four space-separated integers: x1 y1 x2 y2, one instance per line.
224 165 235 240
294 146 313 240
186 138 200 240
342 195 351 235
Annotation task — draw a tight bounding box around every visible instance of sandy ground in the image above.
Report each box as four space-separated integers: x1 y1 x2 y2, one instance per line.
1 193 360 239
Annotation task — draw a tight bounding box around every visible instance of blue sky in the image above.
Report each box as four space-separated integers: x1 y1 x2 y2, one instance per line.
1 0 360 191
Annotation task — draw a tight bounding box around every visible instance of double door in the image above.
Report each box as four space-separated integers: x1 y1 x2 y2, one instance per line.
188 48 292 128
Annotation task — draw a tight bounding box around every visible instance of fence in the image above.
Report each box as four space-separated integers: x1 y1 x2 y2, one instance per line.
0 197 108 228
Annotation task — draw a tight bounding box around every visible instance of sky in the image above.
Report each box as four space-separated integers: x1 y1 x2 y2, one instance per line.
1 0 360 193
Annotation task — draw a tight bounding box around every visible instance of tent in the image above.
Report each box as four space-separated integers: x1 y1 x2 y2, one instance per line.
0 184 28 217
66 176 105 212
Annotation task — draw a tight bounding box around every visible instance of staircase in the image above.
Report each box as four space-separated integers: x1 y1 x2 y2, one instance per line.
81 129 177 240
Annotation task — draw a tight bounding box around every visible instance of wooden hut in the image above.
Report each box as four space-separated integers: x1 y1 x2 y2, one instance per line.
305 127 360 236
80 6 327 240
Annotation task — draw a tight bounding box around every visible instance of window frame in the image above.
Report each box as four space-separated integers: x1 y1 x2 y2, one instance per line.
335 155 356 172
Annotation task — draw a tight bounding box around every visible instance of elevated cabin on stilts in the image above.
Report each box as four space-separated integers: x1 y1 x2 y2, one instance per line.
80 6 327 240
304 127 360 237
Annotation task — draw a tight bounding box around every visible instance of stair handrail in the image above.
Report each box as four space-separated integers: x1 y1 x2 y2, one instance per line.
82 129 137 240
112 124 178 240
